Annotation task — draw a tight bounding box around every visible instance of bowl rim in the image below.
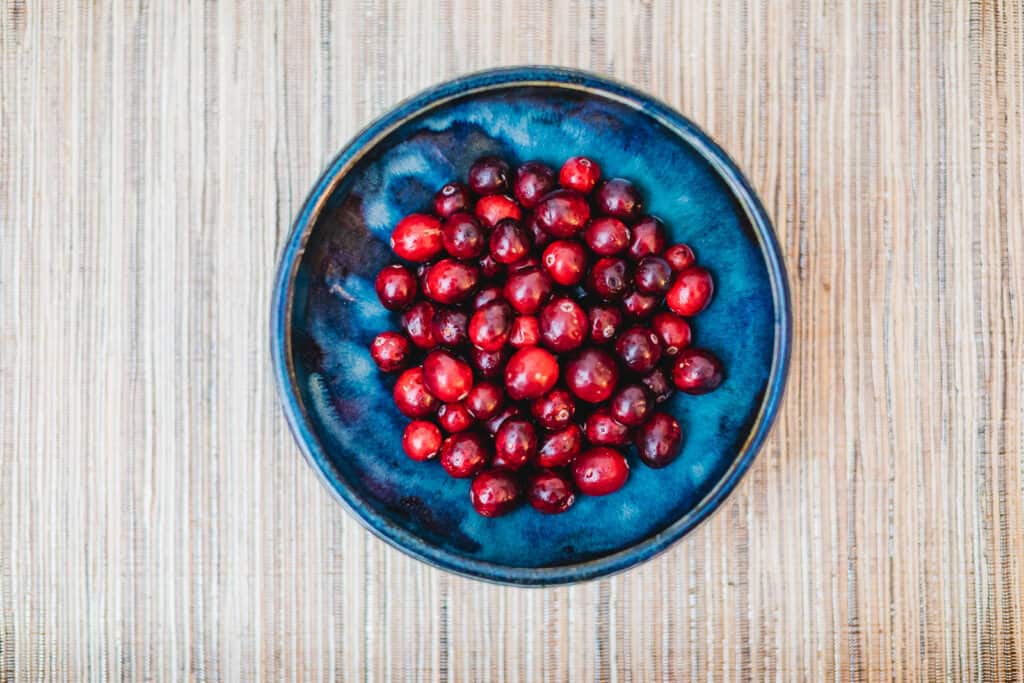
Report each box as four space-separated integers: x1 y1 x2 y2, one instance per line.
270 66 792 586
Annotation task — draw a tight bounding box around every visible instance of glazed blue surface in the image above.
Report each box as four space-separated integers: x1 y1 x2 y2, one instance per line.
271 68 790 585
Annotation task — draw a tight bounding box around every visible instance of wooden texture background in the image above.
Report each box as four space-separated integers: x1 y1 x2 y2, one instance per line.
2 1 1023 680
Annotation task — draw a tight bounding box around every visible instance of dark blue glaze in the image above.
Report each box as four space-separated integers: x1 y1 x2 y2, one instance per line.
271 67 791 585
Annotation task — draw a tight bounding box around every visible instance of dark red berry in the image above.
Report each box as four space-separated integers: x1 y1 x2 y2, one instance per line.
672 348 724 394
423 349 474 403
651 312 691 355
509 316 541 347
588 257 630 300
433 181 472 218
664 243 696 271
539 297 587 353
526 213 551 250
437 402 474 433
527 470 576 514
514 162 556 208
393 368 439 418
464 381 504 420
504 346 560 400
635 412 683 468
468 156 511 195
573 447 630 496
530 388 576 431
401 301 438 349
666 266 714 316
641 368 674 403
475 194 521 228
587 303 624 344
537 424 583 468
424 258 479 304
565 347 620 403
478 253 505 279
627 216 667 260
584 217 630 256
559 156 601 194
534 189 591 237
489 218 532 264
584 407 632 446
615 325 663 374
609 383 653 426
504 268 553 314
596 179 643 220
473 285 503 309
484 404 523 435
441 212 485 259
390 213 443 262
402 420 442 461
431 308 470 347
542 240 588 286
493 418 537 470
509 254 541 273
440 432 490 478
621 290 659 319
471 346 509 379
469 300 513 351
470 469 521 517
370 331 411 372
375 264 418 311
634 255 673 294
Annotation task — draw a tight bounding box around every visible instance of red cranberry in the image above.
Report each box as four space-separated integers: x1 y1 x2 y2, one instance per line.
468 156 511 195
470 469 521 517
423 349 474 403
588 257 630 300
584 407 632 446
641 368 674 403
537 424 583 468
527 470 576 514
504 268 553 314
374 264 418 311
584 217 630 256
509 316 541 347
493 418 537 470
475 194 521 228
401 301 438 349
402 420 442 461
573 447 630 496
440 432 490 478
464 381 504 420
473 285 503 309
664 243 696 271
609 383 653 426
666 266 714 316
484 404 522 435
635 412 683 468
627 216 667 260
559 156 601 194
393 368 439 418
596 179 643 220
471 346 508 379
530 388 576 431
437 402 475 433
672 348 724 394
504 346 559 400
634 256 673 294
539 297 587 353
542 240 588 286
621 290 659 319
526 213 551 249
433 181 472 218
370 331 411 372
534 189 591 237
565 348 620 403
390 213 443 262
478 253 505 279
441 212 485 259
513 162 556 208
469 300 513 351
489 218 532 264
509 254 540 273
587 303 624 344
431 308 469 347
651 312 691 355
615 326 663 374
424 258 479 304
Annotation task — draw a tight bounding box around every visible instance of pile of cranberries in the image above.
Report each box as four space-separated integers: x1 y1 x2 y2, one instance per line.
369 155 723 517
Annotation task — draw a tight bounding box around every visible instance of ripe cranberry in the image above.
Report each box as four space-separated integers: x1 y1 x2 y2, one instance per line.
537 424 583 468
424 258 479 304
469 300 513 351
509 316 541 347
531 388 576 431
634 256 673 294
534 189 591 237
504 346 559 400
433 181 472 218
672 348 724 394
587 303 624 344
526 213 551 249
635 412 683 468
401 301 438 349
641 368 674 403
584 408 631 446
402 420 442 461
513 162 556 208
441 213 485 259
664 243 696 271
478 253 505 279
509 254 540 273
393 367 439 418
464 381 504 420
431 308 469 347
493 418 537 470
423 350 474 403
615 326 663 374
484 404 522 435
542 240 588 286
370 331 411 372
588 257 630 300
573 448 630 496
374 264 418 311
666 266 714 316
504 268 553 314
584 217 630 256
473 285 503 309
489 219 532 264
527 470 576 514
471 346 508 379
475 194 521 228
539 297 587 353
468 156 511 195
621 290 658 319
651 312 691 355
440 432 490 478
565 348 620 403
437 402 474 433
470 469 521 517
596 179 643 220
559 156 601 194
609 383 653 426
390 213 443 262
627 216 667 260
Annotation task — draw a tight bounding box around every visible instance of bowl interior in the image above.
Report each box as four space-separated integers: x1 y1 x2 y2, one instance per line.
276 74 784 584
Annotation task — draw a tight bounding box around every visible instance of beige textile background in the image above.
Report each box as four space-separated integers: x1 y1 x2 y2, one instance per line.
2 0 1024 680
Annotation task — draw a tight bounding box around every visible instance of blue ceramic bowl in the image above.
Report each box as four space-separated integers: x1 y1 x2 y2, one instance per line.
271 67 790 585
